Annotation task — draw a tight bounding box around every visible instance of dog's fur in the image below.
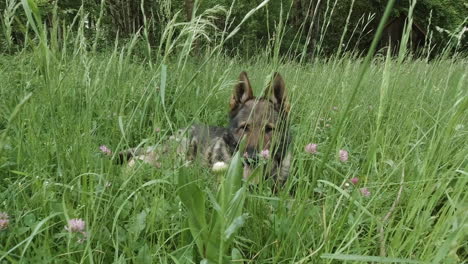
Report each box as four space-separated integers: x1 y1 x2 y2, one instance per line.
118 71 292 185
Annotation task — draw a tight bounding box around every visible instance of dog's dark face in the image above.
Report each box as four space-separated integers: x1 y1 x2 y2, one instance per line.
227 72 290 178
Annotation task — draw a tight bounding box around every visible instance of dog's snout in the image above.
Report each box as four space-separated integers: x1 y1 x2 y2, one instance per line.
244 147 259 165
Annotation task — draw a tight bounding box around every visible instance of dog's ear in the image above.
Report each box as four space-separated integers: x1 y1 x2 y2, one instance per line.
264 72 289 112
230 71 254 112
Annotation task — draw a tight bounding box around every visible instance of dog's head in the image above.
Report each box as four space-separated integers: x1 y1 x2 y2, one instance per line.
226 71 290 179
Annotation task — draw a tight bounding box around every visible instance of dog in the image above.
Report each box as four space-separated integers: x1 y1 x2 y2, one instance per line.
117 71 292 185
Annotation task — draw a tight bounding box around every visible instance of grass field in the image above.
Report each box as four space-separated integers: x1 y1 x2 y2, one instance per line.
1 1 467 263
1 49 467 263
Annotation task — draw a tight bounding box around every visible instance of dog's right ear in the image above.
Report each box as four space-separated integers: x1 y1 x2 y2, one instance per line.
230 71 254 114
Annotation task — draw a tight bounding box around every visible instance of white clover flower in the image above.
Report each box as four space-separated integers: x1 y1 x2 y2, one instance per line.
212 161 228 173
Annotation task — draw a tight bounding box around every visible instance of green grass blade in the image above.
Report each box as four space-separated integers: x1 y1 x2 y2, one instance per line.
321 253 426 263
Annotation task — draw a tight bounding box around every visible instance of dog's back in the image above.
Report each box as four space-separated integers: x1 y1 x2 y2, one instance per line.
187 124 235 166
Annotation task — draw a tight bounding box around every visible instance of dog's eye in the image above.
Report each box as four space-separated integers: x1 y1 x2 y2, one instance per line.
265 125 274 133
240 124 250 132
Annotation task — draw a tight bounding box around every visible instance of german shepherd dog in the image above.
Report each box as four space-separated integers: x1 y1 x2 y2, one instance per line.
118 71 292 185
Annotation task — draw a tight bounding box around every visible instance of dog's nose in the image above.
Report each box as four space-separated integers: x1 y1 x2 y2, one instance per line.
244 147 259 165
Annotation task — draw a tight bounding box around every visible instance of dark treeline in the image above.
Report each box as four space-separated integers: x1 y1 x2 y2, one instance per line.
1 0 467 57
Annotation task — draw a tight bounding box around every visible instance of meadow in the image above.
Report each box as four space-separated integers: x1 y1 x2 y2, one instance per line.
1 1 467 263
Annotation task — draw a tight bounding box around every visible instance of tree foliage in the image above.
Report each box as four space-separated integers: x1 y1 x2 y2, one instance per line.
1 0 467 55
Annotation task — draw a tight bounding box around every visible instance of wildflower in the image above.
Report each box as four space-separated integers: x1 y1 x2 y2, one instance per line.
350 177 359 185
260 149 270 159
65 218 86 233
332 106 338 111
339 149 348 162
360 188 371 197
0 212 9 230
99 145 112 156
212 161 228 173
305 143 318 154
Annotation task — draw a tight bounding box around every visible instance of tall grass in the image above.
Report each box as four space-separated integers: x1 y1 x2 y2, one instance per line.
1 0 467 263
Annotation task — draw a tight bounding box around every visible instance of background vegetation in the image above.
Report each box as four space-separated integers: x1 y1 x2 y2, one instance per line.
0 0 467 263
1 0 467 56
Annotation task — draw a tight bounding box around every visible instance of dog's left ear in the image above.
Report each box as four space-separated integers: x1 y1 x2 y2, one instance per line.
264 72 289 113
